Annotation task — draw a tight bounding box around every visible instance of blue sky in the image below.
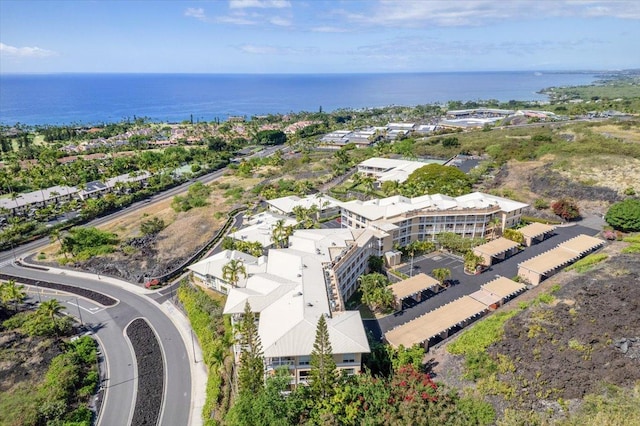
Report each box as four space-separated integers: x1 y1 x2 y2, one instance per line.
1 0 638 73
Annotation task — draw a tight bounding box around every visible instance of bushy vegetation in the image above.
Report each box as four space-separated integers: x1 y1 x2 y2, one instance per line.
436 232 486 255
177 281 233 425
60 226 119 260
358 273 395 312
172 181 212 212
0 336 98 426
140 217 166 235
551 198 581 220
401 164 473 197
605 199 640 232
565 253 609 273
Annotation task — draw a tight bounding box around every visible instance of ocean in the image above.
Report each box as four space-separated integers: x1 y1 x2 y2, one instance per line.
0 72 598 126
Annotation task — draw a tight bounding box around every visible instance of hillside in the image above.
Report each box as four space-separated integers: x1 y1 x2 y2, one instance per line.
432 241 640 424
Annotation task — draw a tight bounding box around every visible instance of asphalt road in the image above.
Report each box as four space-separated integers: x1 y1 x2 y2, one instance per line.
2 264 191 426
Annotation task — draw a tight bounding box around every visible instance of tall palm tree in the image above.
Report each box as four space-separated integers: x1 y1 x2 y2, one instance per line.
222 259 247 287
488 217 502 240
49 229 68 259
271 219 286 248
1 280 26 312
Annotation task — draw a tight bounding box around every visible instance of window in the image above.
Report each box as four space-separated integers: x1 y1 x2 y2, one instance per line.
342 368 356 376
298 356 310 366
342 353 356 363
299 370 311 381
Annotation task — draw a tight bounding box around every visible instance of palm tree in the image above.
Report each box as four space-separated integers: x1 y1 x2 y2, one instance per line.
431 268 451 289
488 217 502 240
271 219 287 248
49 229 68 259
1 280 26 312
37 299 67 336
222 259 247 287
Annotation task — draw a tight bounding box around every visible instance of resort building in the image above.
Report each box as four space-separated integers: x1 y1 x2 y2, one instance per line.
188 250 267 294
229 211 297 251
357 157 446 185
266 194 342 220
222 228 373 387
0 185 79 216
340 192 528 248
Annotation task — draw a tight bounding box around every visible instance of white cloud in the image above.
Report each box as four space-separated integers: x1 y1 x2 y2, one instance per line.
239 44 315 55
0 42 56 58
269 16 292 26
311 26 348 33
230 0 291 9
184 7 207 21
217 15 257 25
342 0 640 27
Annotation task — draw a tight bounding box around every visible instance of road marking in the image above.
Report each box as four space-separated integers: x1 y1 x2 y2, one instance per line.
66 300 97 314
0 259 14 268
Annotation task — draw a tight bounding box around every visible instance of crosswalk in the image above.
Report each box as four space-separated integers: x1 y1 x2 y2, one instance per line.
0 259 14 268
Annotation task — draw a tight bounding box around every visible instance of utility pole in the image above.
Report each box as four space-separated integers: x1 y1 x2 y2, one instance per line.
76 296 84 327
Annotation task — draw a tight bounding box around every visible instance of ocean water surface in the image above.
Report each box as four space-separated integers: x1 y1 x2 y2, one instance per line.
0 72 597 126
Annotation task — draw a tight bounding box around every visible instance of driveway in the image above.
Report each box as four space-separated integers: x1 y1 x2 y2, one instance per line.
370 224 600 336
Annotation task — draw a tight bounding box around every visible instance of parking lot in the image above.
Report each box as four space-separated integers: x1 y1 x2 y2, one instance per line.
320 218 342 229
371 224 600 335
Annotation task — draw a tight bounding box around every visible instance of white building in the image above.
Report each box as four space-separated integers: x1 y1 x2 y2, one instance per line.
222 228 373 387
0 185 79 216
266 194 342 219
229 211 297 250
340 192 528 248
188 250 267 294
357 157 446 185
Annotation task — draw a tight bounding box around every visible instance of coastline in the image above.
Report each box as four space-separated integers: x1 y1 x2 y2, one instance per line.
0 71 602 126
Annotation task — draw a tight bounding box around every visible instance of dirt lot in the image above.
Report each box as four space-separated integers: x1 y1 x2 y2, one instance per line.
42 174 261 283
430 241 640 419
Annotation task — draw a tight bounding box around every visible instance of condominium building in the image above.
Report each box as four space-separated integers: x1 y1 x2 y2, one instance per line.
357 157 445 185
266 194 342 220
340 192 528 248
221 228 373 388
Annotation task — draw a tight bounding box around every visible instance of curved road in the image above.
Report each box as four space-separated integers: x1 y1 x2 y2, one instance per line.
1 264 191 426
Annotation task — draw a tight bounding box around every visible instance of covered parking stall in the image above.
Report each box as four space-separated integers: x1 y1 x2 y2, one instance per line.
389 273 441 311
470 276 527 309
518 234 604 285
385 296 488 350
473 237 520 266
519 223 556 247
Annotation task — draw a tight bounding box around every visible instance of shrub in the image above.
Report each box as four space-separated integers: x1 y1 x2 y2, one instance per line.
533 198 549 210
551 198 580 220
140 217 165 235
605 199 640 232
566 253 609 273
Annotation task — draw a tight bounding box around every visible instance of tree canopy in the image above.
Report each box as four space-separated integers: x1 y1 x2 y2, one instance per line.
401 164 472 197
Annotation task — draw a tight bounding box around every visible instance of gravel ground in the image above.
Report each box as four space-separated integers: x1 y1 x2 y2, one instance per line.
127 318 163 426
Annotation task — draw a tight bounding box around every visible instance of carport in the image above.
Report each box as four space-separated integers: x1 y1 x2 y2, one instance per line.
471 276 527 308
473 237 520 266
519 223 556 247
385 295 488 349
389 273 440 311
517 234 604 285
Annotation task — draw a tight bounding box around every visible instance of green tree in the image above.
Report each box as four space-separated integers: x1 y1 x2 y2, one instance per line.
222 259 247 287
463 251 484 273
238 301 264 395
310 314 337 400
1 279 26 312
401 164 472 197
431 267 451 289
36 299 68 336
605 199 640 232
503 228 524 244
367 255 384 273
358 273 395 312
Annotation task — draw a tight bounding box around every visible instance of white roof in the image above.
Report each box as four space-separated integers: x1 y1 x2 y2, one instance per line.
0 185 78 210
229 211 297 248
265 194 341 215
341 192 528 222
358 157 446 183
223 228 371 358
187 250 266 287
